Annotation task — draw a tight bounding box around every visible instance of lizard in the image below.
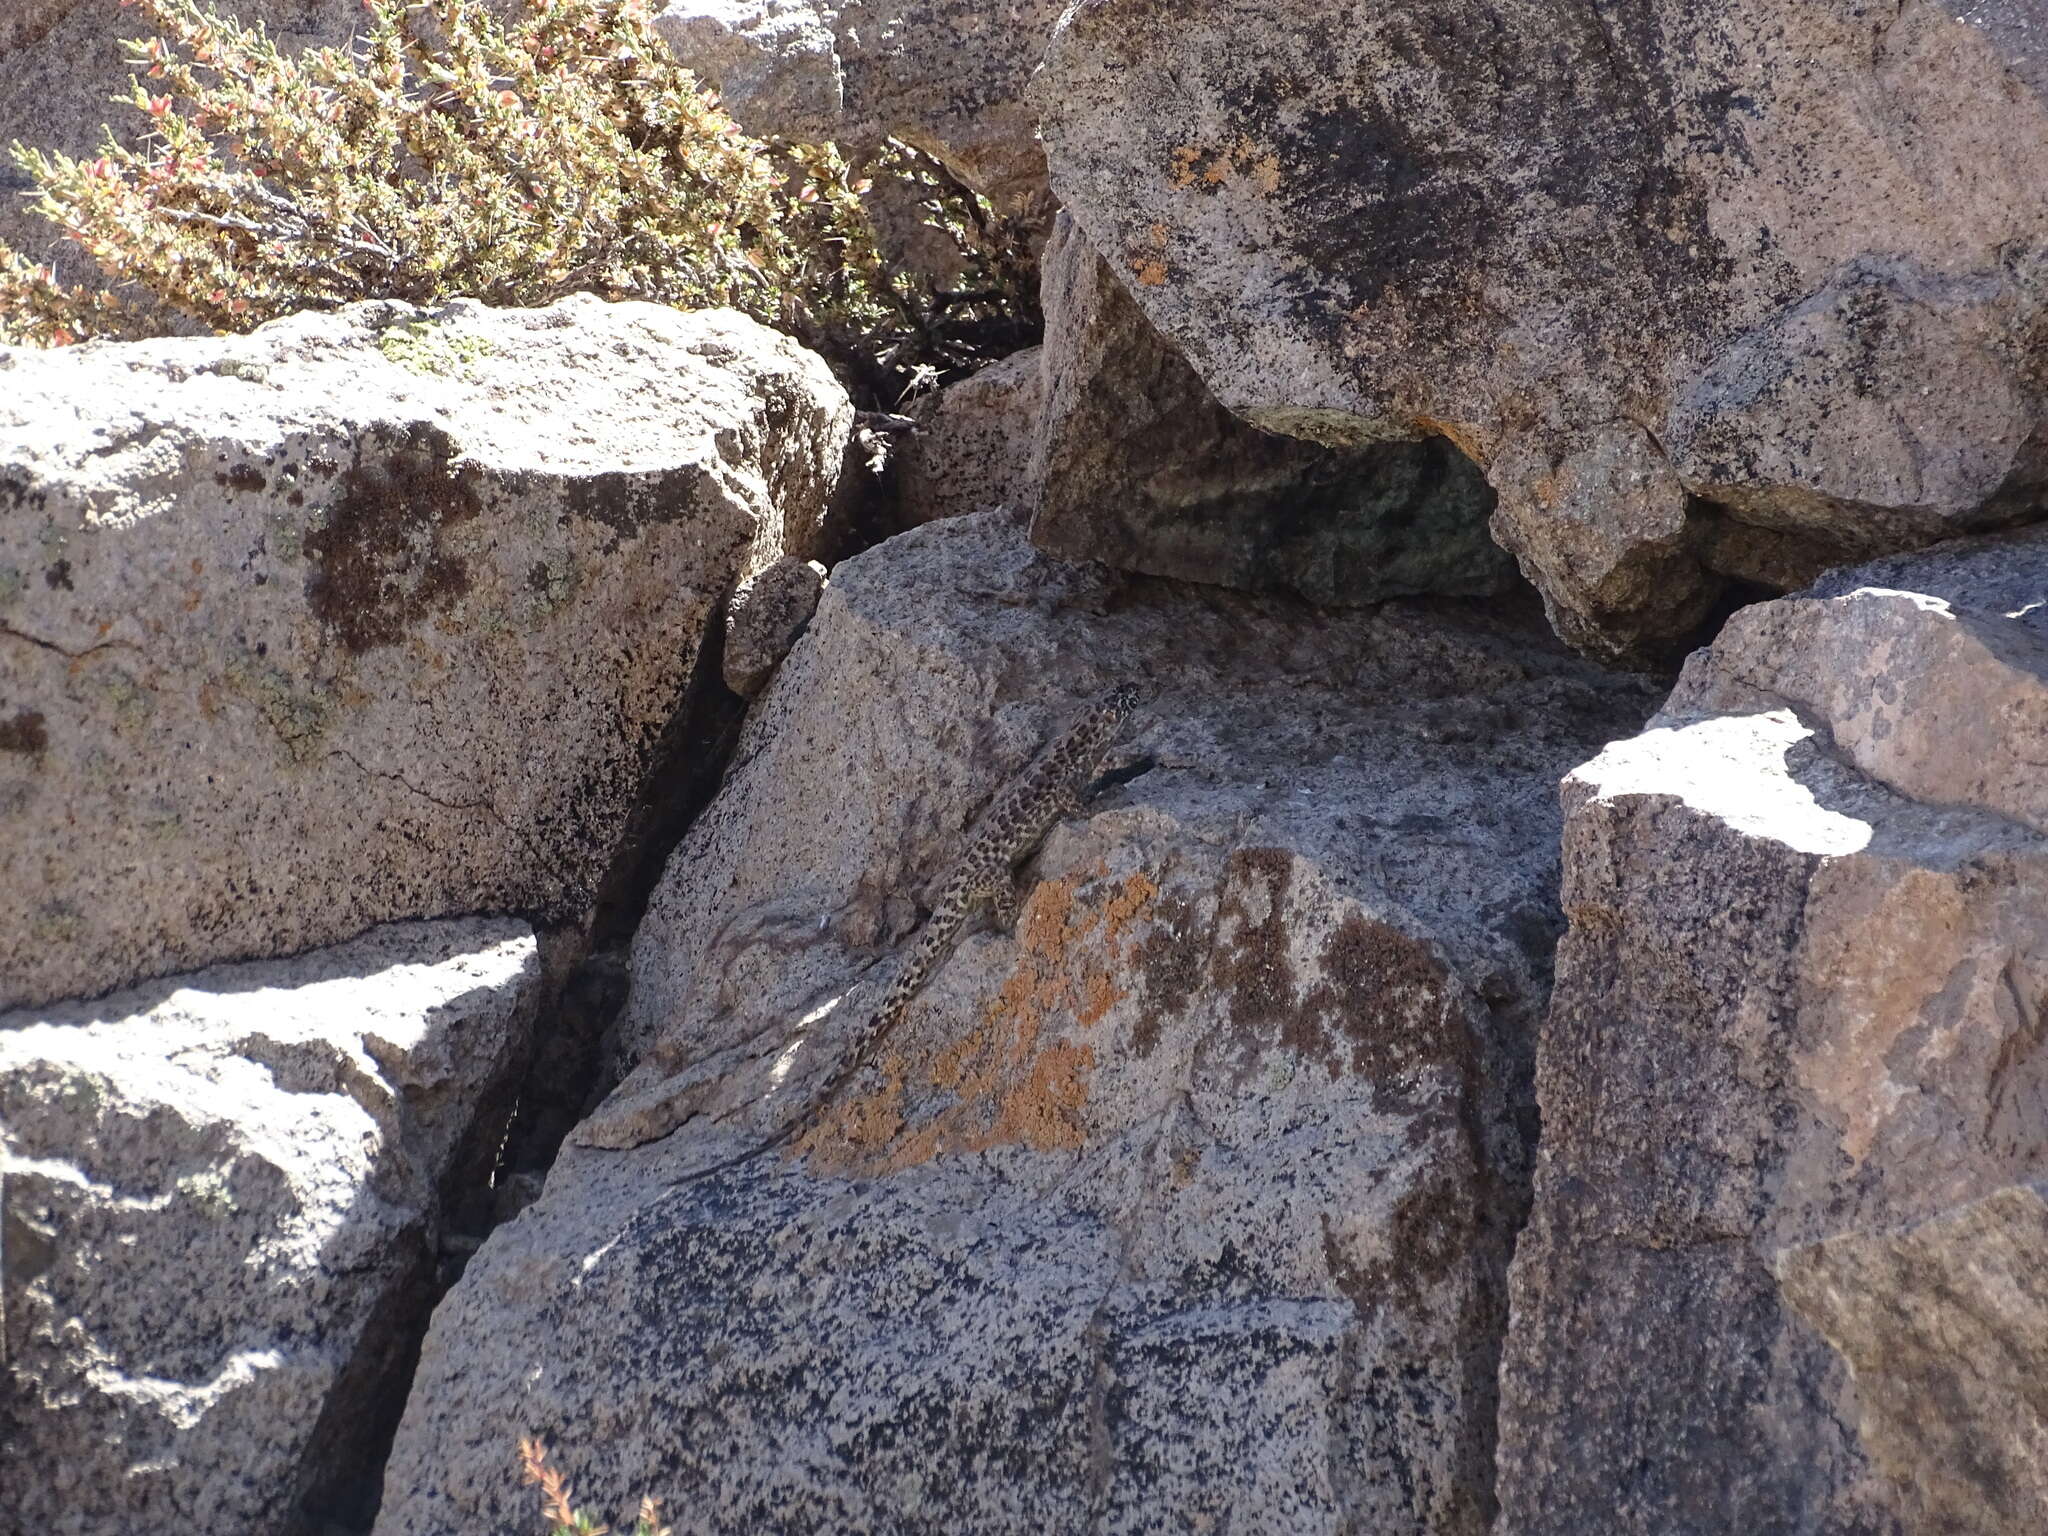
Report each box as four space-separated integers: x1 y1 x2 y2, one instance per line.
665 682 1142 1186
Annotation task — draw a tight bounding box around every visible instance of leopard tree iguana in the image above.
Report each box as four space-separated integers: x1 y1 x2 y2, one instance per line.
661 683 1142 1185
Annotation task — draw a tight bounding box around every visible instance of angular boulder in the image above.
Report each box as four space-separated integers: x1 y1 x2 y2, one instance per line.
895 344 1044 525
722 553 827 697
0 918 541 1536
372 511 1658 1535
0 296 851 1008
1496 527 2048 1532
1034 0 2048 662
1029 214 1511 606
654 0 1065 216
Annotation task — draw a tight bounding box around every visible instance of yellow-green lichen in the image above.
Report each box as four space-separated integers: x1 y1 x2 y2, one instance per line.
376 318 499 379
527 554 580 616
177 1168 238 1217
89 666 154 731
30 901 83 945
223 651 333 762
267 510 305 564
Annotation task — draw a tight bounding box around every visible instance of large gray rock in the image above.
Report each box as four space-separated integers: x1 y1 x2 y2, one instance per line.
371 511 1657 1535
0 296 851 1009
0 918 541 1536
1496 527 2048 1533
654 0 1064 217
1029 214 1512 605
1033 1 2048 663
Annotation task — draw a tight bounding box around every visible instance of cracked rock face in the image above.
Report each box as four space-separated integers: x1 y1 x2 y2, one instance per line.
653 0 1065 218
0 919 540 1536
1033 0 2048 664
0 296 851 1009
371 511 1657 1535
1030 214 1514 606
1496 527 2048 1533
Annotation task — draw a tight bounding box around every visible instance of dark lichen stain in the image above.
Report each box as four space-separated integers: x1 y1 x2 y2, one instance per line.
1302 911 1466 1091
1320 1167 1472 1322
1131 889 1206 1057
1211 846 1303 1042
0 708 48 754
215 465 267 495
1208 847 1471 1105
44 560 72 591
558 463 718 551
302 422 478 654
1 472 41 513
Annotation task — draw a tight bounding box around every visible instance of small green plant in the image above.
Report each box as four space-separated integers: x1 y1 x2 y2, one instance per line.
0 0 1036 403
519 1435 670 1536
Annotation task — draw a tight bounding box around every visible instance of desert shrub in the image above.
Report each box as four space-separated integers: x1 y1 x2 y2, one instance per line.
0 0 1036 403
519 1435 669 1536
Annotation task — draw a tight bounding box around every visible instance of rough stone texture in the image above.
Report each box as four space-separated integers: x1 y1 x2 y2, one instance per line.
1775 1182 2048 1536
722 553 827 696
372 510 1658 1536
0 296 851 1010
1030 214 1513 606
0 919 541 1536
653 0 1064 216
0 1 368 262
895 345 1044 525
1033 0 2048 663
1497 527 2048 1533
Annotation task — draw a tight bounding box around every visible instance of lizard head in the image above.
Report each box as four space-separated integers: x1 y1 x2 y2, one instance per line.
1070 684 1142 765
1099 683 1142 723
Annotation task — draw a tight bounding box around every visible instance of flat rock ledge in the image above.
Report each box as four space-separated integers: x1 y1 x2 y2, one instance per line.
1 918 542 1536
372 510 1657 1536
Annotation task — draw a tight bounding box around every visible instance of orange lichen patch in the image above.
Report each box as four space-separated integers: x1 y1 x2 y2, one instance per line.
1076 970 1122 1028
796 1058 908 1167
1130 221 1172 286
1169 139 1282 197
1102 871 1159 956
1021 875 1083 955
816 867 1162 1175
985 1041 1096 1152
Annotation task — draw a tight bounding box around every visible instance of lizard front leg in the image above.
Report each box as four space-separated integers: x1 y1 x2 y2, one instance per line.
988 874 1027 934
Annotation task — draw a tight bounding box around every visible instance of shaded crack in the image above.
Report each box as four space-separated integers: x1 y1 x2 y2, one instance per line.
319 746 546 864
1078 1101 1182 1534
0 622 142 663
